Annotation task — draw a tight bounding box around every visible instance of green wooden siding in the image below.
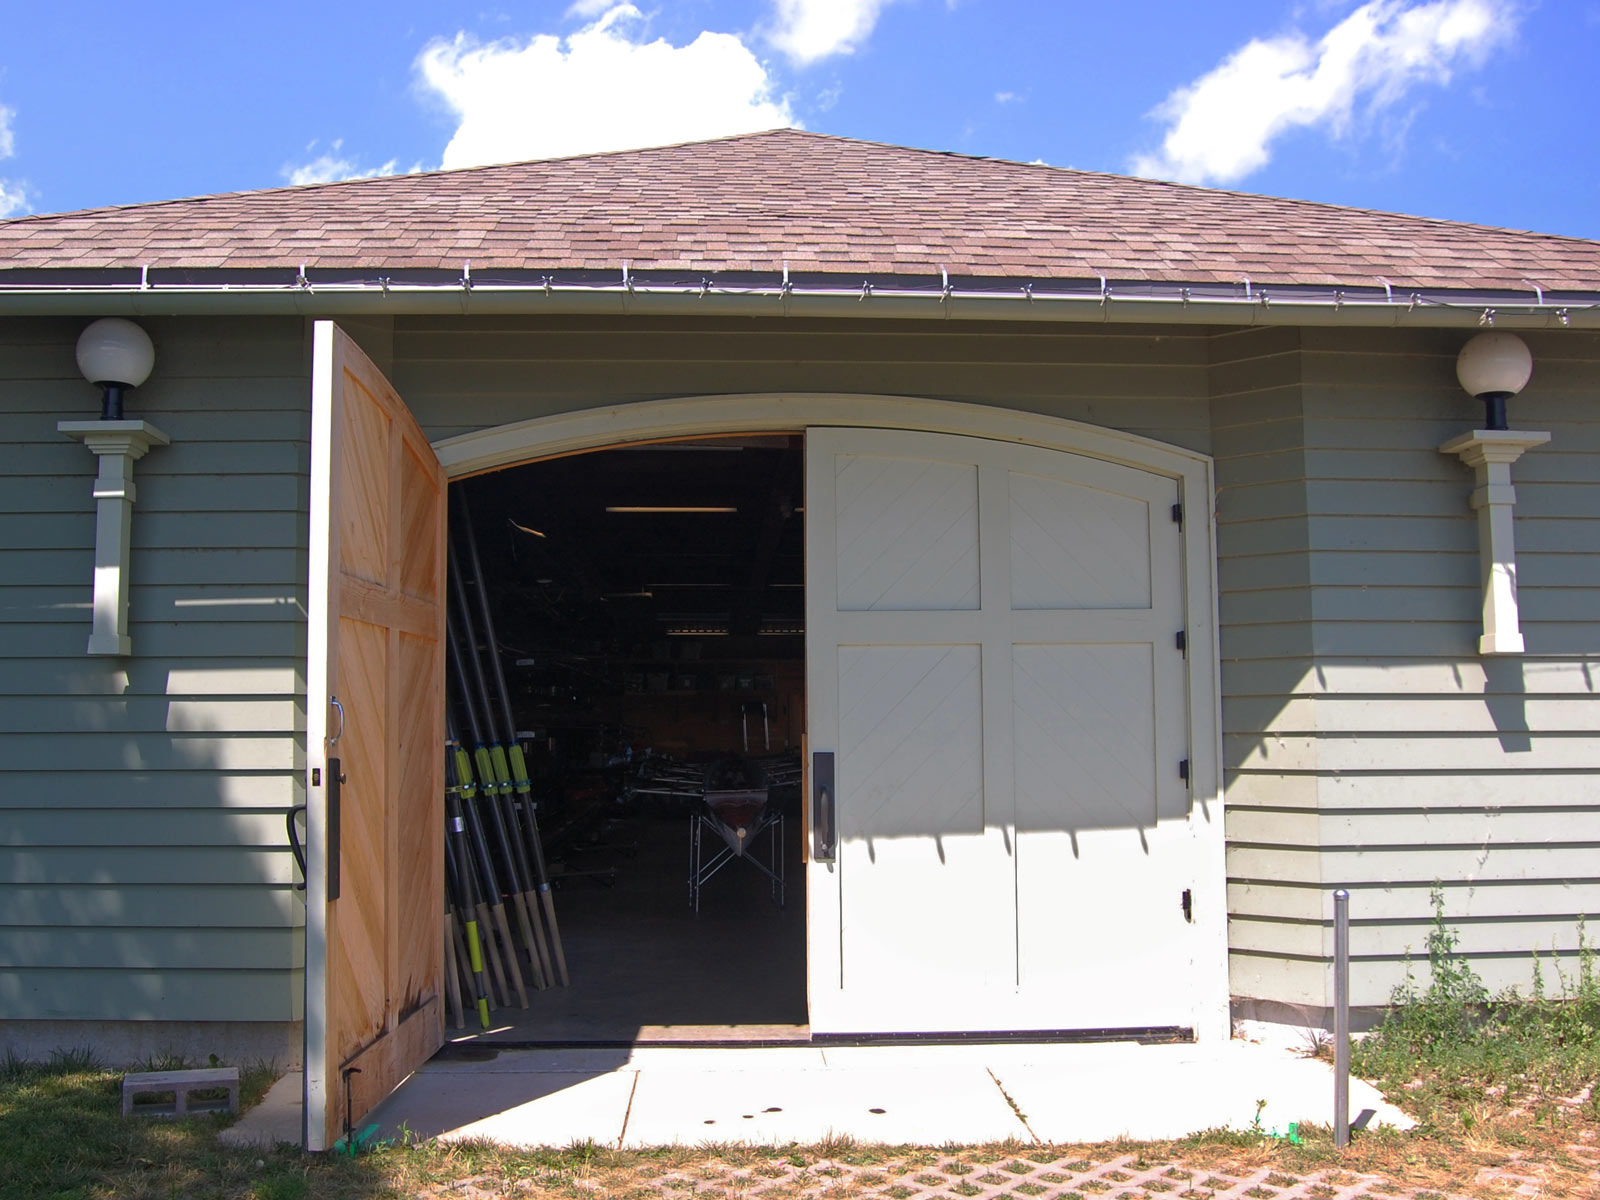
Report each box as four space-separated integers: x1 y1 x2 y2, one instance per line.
0 316 307 1024
5 309 1599 1037
383 314 1217 454
1221 325 1600 1011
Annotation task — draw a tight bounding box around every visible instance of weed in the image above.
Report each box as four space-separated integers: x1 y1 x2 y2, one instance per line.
1354 887 1600 1125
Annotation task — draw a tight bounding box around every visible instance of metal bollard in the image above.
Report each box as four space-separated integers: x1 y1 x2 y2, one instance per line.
1333 887 1350 1148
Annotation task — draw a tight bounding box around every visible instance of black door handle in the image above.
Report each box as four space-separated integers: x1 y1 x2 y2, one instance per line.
286 805 308 891
327 757 342 900
812 751 836 863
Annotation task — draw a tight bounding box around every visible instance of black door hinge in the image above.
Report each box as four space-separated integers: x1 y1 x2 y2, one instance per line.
1171 502 1184 528
1175 630 1187 657
1181 888 1194 923
1179 758 1190 784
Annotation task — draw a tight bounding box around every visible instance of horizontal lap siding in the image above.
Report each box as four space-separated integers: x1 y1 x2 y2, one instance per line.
384 315 1215 454
1208 327 1326 1007
0 317 308 1024
1233 327 1600 1010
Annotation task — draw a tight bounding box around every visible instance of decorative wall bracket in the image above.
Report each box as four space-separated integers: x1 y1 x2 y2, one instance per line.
57 419 170 656
1439 428 1550 656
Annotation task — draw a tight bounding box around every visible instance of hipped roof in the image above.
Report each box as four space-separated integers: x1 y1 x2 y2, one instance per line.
1 129 1596 295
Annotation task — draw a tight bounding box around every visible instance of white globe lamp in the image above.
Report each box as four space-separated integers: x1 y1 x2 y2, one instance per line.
75 318 156 420
1456 331 1533 431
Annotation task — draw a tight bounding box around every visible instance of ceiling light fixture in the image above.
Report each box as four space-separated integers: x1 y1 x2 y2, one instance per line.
605 505 738 514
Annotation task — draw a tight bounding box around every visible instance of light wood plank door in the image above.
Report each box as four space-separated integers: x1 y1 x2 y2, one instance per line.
304 322 447 1150
805 427 1198 1035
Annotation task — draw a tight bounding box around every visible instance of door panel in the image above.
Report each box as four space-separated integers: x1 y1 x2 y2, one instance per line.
807 426 1196 1036
835 455 981 611
305 322 446 1150
1009 470 1153 609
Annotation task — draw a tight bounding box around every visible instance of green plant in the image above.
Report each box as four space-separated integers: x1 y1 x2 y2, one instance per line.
1354 887 1600 1123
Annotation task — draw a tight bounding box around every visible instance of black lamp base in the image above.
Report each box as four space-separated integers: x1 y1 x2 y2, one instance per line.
99 384 126 421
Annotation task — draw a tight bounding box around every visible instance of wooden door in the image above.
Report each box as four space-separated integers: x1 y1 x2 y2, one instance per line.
304 322 447 1150
805 427 1197 1036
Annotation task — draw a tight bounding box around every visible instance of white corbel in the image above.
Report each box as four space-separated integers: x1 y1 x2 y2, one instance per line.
57 419 169 656
1439 429 1549 655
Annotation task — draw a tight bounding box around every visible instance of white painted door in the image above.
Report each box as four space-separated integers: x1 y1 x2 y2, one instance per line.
805 427 1197 1035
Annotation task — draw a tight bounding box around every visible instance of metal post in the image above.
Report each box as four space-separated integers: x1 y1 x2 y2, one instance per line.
1333 887 1351 1148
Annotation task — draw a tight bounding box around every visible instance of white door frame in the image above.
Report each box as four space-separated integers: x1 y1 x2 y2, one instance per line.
432 393 1230 1042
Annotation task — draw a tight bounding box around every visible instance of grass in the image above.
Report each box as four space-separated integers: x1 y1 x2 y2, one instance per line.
5 908 1600 1199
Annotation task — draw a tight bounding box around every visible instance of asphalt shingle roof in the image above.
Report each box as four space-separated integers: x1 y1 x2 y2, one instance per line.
2 129 1597 291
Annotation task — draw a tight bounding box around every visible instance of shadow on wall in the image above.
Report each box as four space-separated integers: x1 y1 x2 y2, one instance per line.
1222 645 1598 1002
0 323 308 1068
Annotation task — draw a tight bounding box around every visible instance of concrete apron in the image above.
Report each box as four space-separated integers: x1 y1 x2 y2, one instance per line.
222 1040 1412 1150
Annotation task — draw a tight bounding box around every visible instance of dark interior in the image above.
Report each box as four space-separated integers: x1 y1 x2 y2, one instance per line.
446 435 809 1043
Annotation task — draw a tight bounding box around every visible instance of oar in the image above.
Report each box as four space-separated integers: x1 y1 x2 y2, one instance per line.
455 489 571 986
443 748 491 1028
446 608 549 990
447 550 553 987
447 719 524 1009
441 851 465 1030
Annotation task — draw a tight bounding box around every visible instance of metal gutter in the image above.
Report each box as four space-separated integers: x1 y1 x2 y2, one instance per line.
0 267 1595 328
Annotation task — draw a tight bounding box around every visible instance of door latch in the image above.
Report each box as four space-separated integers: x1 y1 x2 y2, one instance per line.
1181 888 1194 923
812 751 836 863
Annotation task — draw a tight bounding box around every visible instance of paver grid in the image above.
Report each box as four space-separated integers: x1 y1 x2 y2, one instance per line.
428 1152 1476 1200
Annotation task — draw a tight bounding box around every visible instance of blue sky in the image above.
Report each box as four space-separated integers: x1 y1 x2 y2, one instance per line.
1 0 1596 239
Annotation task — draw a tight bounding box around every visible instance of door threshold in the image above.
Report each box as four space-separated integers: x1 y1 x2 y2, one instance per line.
810 1027 1194 1047
443 1025 1193 1051
448 1023 813 1049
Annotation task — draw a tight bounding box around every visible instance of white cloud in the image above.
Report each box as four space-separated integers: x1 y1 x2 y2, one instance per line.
766 0 899 65
1131 0 1516 185
994 91 1022 104
0 103 27 217
417 5 792 169
281 139 402 186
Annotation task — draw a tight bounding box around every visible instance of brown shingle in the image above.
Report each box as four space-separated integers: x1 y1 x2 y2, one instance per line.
0 129 1596 290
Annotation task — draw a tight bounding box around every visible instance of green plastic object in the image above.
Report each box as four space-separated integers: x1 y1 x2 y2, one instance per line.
332 1122 385 1156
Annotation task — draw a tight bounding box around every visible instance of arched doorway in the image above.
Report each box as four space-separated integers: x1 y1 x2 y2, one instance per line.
433 394 1228 1042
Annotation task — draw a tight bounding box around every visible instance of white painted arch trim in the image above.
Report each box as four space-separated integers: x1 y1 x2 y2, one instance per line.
432 392 1230 1041
434 392 1212 480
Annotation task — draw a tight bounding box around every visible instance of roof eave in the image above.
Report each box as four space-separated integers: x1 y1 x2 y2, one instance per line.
0 268 1594 329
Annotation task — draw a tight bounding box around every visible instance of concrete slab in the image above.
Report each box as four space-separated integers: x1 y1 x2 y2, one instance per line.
221 1041 1418 1153
995 1041 1414 1144
219 1071 303 1149
621 1060 1026 1147
367 1065 639 1148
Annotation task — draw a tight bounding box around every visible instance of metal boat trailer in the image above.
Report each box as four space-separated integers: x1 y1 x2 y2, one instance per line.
688 801 784 914
688 754 786 913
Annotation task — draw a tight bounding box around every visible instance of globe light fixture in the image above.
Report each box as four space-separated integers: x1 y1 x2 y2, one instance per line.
1441 330 1547 655
60 318 167 654
75 317 156 420
1455 331 1533 431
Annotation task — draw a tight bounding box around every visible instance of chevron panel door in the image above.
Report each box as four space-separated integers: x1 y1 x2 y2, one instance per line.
806 427 1196 1036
